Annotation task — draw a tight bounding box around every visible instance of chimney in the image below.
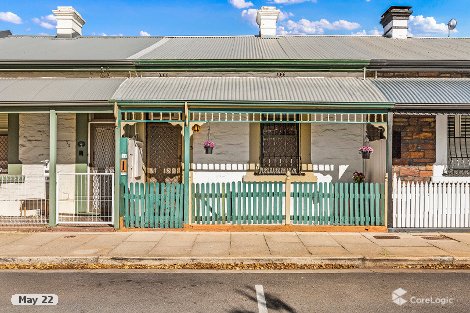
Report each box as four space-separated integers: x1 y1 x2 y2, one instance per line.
256 6 280 37
52 6 85 38
380 6 412 39
0 30 12 38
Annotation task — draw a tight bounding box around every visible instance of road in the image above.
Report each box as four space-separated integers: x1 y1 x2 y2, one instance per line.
0 270 468 313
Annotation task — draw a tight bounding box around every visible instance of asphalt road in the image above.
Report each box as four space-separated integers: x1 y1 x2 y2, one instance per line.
0 270 468 313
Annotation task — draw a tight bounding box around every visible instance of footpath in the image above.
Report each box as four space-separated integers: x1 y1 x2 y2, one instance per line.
1 231 470 269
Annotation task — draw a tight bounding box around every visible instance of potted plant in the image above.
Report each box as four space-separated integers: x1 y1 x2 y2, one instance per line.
353 171 365 183
203 140 215 154
358 146 373 159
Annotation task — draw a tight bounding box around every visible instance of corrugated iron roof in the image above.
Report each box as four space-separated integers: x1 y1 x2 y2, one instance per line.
112 77 388 103
372 79 470 104
137 36 470 60
1 35 470 61
0 36 161 60
0 78 125 102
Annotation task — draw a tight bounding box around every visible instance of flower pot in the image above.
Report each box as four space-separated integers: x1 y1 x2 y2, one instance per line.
361 151 371 159
204 147 213 154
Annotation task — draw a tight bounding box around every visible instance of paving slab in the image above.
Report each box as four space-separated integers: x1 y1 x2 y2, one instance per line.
329 233 373 245
306 246 354 256
7 232 64 246
362 233 431 247
191 242 230 257
0 233 28 247
264 233 301 243
148 246 193 257
156 232 197 247
108 241 158 257
266 242 311 257
31 234 99 257
195 233 230 243
341 243 386 257
443 233 470 245
125 232 165 242
297 233 340 247
424 240 470 257
383 246 452 257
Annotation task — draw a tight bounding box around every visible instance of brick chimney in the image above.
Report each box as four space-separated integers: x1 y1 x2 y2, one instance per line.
52 6 85 38
256 6 280 37
380 6 412 39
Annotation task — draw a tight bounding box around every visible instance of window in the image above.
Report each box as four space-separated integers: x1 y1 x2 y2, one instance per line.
446 115 470 176
257 122 300 175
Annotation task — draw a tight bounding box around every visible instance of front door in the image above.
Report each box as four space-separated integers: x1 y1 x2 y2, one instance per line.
146 123 182 183
89 124 115 217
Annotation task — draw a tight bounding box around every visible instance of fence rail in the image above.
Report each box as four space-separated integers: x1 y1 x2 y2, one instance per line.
192 182 285 225
123 182 184 228
393 175 470 228
291 182 385 226
0 175 48 226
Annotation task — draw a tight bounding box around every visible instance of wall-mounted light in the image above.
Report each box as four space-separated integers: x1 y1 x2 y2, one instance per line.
78 141 86 148
192 124 201 133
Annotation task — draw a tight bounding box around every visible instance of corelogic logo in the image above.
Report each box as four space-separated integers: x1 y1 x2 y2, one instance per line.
392 288 407 306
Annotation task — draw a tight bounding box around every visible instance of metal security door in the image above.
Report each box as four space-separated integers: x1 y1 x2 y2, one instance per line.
147 123 182 183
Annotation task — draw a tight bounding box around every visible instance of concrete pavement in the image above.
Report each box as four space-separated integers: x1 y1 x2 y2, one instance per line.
1 231 470 268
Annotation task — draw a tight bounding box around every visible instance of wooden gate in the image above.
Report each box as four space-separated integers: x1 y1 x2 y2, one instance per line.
123 182 184 228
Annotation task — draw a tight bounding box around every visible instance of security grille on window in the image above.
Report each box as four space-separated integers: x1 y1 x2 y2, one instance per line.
0 135 7 174
446 115 470 176
257 122 300 175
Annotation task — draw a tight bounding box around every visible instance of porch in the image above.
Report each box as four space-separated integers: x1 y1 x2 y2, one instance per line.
114 77 393 229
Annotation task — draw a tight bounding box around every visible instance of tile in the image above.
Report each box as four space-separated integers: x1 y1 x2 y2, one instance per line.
297 233 341 247
108 241 158 257
125 232 165 242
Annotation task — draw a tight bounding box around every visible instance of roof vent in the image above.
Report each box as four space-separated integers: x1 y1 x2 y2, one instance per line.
380 6 412 39
52 6 86 38
256 6 280 37
0 30 12 38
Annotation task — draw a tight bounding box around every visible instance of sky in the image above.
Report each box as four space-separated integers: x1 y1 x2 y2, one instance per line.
0 0 467 37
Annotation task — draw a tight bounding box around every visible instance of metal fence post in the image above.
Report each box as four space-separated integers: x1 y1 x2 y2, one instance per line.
183 102 190 225
113 107 121 230
48 110 57 227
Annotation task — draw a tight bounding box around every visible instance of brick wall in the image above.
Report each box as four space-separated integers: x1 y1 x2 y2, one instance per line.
392 115 436 182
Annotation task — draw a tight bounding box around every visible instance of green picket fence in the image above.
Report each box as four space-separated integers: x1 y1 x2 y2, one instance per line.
291 182 385 226
192 182 285 224
123 182 184 228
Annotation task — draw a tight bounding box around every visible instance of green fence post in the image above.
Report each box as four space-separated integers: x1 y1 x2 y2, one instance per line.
48 110 57 227
183 104 190 225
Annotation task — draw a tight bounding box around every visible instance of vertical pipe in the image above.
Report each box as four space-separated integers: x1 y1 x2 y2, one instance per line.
49 110 57 227
184 104 190 225
386 112 393 229
114 111 121 229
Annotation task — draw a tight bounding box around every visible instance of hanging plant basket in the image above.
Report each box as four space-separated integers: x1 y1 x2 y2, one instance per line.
358 146 373 159
203 140 215 154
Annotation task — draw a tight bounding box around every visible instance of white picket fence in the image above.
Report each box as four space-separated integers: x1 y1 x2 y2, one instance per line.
393 175 470 228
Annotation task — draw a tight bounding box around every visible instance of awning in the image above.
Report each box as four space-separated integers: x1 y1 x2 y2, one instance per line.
0 78 125 110
112 77 391 111
372 78 470 111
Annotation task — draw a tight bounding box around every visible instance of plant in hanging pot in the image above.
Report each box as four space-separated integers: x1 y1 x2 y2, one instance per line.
203 140 215 154
353 171 365 183
358 146 373 159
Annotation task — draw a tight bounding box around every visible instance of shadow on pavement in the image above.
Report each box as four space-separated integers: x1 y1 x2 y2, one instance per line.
228 285 297 313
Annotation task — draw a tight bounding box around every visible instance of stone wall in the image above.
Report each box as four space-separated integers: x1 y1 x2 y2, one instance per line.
392 115 436 182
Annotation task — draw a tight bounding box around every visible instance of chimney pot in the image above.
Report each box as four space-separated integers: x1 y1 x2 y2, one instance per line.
52 6 85 38
256 6 280 37
380 6 412 39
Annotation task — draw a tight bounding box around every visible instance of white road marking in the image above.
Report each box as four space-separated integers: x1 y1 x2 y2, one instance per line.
255 284 268 313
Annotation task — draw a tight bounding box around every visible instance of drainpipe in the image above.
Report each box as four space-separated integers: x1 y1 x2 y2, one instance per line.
48 110 57 227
